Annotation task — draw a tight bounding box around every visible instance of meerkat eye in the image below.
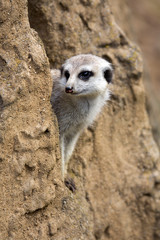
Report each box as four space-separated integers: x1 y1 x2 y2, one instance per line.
64 70 70 80
78 71 94 81
104 69 113 84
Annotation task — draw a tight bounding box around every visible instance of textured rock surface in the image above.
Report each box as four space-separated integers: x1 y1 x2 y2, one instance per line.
0 0 61 239
0 0 160 239
128 0 160 151
112 0 160 151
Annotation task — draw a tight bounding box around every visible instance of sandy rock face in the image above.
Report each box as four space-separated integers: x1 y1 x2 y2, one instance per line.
0 0 160 239
112 0 160 151
0 0 60 239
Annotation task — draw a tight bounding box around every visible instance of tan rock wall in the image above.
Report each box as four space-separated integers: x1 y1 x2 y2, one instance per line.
0 0 61 239
0 0 159 239
112 0 160 149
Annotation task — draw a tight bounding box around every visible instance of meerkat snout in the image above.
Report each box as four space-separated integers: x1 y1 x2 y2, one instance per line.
65 86 73 93
51 54 113 179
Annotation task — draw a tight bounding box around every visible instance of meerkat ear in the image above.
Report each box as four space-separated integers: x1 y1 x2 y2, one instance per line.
104 68 113 84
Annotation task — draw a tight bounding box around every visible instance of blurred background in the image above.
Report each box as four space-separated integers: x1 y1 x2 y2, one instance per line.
112 0 160 149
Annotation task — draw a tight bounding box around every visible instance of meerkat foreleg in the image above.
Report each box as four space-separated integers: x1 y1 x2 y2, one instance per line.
60 136 65 180
61 132 80 179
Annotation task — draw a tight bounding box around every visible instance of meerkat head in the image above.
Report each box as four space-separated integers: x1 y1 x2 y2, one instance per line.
59 54 113 97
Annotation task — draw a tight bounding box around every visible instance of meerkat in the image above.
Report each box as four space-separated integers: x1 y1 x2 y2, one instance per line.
50 54 113 179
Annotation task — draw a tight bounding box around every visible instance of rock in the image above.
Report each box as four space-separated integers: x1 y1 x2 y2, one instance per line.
0 0 159 239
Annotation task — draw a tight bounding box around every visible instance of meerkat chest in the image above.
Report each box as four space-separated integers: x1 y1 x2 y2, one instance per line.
86 95 106 125
58 92 108 134
57 96 89 134
70 94 106 126
69 97 90 122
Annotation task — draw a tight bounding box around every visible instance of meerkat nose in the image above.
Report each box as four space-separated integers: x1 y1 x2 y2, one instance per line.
65 86 73 93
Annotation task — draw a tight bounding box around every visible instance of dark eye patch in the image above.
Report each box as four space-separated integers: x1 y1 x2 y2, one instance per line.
78 71 94 81
60 66 64 76
64 70 70 80
104 69 112 83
